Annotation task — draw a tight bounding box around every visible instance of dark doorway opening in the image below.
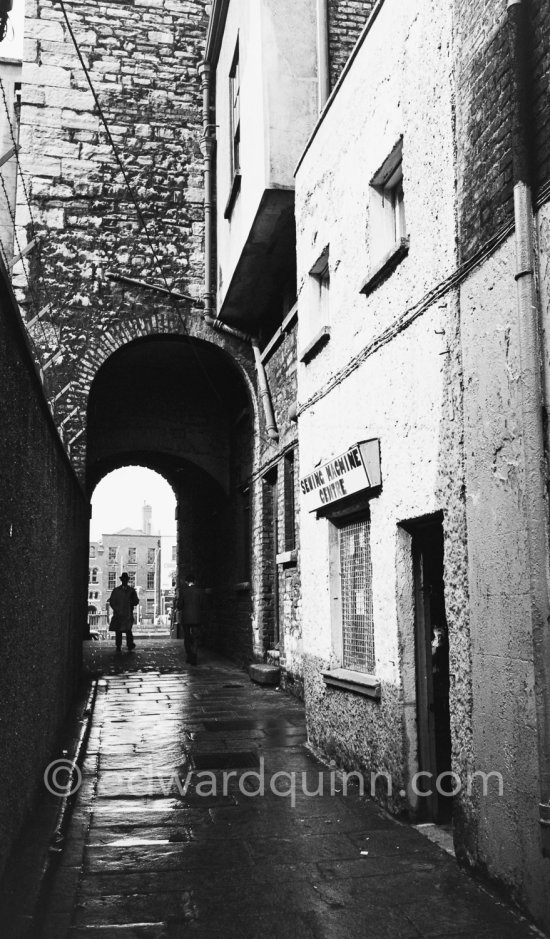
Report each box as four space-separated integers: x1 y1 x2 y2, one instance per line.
411 516 452 823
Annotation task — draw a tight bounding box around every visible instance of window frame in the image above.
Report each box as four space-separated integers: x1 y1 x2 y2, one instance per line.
360 138 409 296
224 37 242 219
300 246 331 363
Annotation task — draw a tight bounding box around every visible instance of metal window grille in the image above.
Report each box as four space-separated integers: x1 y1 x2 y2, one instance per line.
339 518 375 673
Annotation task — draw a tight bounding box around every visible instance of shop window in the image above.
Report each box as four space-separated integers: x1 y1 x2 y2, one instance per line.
147 572 155 590
339 518 374 672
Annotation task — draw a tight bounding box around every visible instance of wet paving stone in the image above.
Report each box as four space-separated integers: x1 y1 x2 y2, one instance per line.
34 641 545 938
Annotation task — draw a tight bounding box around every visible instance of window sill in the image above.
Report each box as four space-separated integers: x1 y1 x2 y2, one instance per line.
224 172 242 219
359 237 409 296
276 549 297 567
299 325 330 364
322 668 381 700
234 581 250 593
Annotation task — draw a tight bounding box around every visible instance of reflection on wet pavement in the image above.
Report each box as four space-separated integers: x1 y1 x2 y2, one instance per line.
36 641 543 938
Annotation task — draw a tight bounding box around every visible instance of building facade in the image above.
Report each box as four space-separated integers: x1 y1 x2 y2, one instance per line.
292 0 550 930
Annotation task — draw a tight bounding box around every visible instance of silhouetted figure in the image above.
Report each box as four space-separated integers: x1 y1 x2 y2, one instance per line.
108 572 139 652
178 574 204 665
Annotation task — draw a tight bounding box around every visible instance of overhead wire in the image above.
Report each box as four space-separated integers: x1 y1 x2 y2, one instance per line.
56 0 229 410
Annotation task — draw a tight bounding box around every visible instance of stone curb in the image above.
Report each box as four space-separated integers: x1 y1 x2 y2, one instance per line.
0 678 98 939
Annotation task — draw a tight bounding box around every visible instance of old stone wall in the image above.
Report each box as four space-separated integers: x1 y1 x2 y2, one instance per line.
17 0 210 471
327 0 374 90
0 265 88 881
250 318 302 684
453 0 550 262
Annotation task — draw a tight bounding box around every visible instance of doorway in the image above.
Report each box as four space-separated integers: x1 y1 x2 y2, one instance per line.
411 516 452 823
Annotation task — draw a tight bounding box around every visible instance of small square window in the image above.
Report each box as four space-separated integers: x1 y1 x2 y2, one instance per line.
299 246 331 363
361 139 409 295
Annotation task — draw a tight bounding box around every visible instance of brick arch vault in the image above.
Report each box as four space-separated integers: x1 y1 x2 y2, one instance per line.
79 313 261 665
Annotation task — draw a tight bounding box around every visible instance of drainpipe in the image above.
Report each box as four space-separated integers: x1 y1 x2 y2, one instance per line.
507 0 550 854
316 0 330 112
253 344 278 440
198 61 215 318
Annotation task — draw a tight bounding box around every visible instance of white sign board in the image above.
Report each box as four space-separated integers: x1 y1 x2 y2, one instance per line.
300 440 381 513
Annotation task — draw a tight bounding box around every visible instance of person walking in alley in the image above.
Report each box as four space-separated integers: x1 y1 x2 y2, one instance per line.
177 574 204 665
108 572 139 652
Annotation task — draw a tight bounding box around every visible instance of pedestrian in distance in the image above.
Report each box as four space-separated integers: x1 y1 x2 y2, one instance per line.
177 574 204 665
108 572 139 652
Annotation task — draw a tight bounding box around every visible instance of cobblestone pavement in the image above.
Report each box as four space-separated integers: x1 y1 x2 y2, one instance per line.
36 640 544 938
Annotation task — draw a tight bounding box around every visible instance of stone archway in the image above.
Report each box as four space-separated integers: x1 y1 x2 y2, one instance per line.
86 332 257 663
63 310 258 480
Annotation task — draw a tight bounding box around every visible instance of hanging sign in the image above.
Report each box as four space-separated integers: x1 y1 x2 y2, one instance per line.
300 439 381 512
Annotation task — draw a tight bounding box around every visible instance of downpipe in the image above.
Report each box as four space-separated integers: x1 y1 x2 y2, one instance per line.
316 0 330 112
253 344 279 441
507 0 550 854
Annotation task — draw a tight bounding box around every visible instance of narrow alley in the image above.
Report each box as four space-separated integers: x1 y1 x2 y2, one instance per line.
19 641 542 939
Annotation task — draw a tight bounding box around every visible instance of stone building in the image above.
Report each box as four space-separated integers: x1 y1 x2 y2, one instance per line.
294 0 550 930
1 0 550 932
101 528 161 623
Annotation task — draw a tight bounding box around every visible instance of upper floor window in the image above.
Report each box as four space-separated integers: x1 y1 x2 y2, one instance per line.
91 568 98 584
108 546 117 562
89 546 96 558
230 40 240 180
128 547 136 563
171 545 177 562
300 246 331 363
225 39 241 219
108 571 116 590
127 572 136 588
147 572 155 590
361 139 409 295
147 547 156 565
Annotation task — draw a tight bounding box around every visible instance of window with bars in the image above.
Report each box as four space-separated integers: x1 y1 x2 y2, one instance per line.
339 518 375 673
284 451 296 551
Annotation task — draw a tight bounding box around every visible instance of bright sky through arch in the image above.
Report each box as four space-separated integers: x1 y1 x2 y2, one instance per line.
90 467 177 541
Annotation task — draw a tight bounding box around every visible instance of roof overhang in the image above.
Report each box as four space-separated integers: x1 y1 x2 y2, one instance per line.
218 188 295 330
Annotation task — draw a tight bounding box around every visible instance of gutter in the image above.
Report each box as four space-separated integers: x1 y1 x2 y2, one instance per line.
506 0 550 854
